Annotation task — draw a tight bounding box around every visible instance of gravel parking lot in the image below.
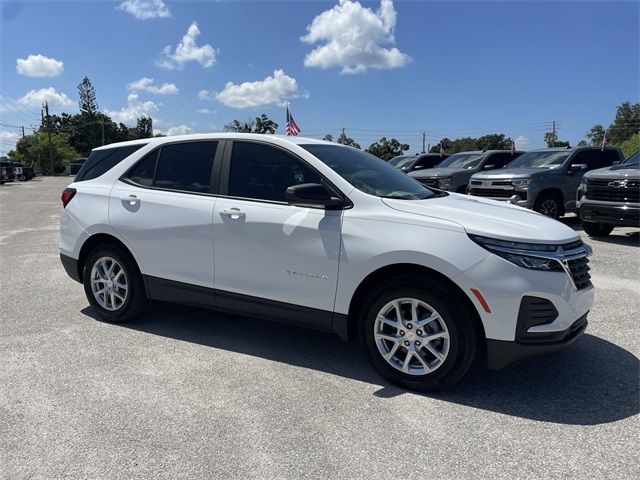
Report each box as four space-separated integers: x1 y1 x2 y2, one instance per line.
1 176 638 480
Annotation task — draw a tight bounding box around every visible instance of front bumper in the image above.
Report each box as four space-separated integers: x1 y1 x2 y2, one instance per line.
486 313 588 369
579 202 640 227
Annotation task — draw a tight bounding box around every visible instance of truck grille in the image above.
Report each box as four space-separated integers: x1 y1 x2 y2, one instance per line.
469 188 514 198
586 179 640 202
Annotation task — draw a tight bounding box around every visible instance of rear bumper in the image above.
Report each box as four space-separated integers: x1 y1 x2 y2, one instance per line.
579 202 640 227
486 313 588 370
60 253 81 283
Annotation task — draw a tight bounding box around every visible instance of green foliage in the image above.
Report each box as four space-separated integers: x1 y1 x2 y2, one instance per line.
9 131 79 173
544 131 570 148
135 117 154 139
429 133 513 153
322 134 334 141
607 102 640 145
366 137 409 160
224 114 278 134
337 131 361 149
586 124 606 146
78 76 98 115
620 132 640 158
576 140 588 146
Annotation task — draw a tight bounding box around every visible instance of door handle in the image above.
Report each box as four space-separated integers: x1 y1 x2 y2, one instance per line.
121 195 140 206
219 208 245 220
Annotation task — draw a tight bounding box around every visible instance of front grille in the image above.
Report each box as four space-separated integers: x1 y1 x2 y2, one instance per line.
419 178 439 188
566 256 591 290
469 187 514 198
586 179 640 202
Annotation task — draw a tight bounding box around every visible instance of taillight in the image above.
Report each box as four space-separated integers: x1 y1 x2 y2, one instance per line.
61 188 76 208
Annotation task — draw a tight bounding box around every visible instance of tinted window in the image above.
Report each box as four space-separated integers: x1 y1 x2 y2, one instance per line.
488 153 520 169
507 151 570 169
572 150 614 171
229 142 321 202
76 145 145 181
154 141 217 193
437 153 486 169
415 155 444 169
388 155 414 167
302 144 436 200
126 151 158 187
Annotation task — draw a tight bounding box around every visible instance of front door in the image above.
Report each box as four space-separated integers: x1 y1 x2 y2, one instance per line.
212 140 342 326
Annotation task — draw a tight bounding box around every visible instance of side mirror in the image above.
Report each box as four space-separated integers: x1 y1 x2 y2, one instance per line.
286 183 344 209
569 163 588 173
482 164 496 170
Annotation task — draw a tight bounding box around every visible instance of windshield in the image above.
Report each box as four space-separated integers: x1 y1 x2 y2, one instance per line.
620 150 639 168
388 155 414 167
437 153 486 169
301 145 436 200
507 151 570 169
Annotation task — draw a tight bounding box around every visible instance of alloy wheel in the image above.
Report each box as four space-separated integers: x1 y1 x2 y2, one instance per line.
539 199 558 218
90 256 128 311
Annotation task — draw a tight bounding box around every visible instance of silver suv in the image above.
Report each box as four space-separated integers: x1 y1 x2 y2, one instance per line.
469 147 624 219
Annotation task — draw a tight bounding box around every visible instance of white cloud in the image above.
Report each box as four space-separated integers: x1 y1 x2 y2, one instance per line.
515 135 530 149
165 125 193 136
198 89 215 101
17 87 73 108
128 77 178 94
214 69 302 109
16 54 64 77
301 0 410 74
105 92 159 124
0 130 20 150
156 22 217 70
197 108 216 114
118 0 171 20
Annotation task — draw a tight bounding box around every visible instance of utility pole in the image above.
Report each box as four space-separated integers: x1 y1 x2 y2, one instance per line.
101 120 105 145
21 126 25 138
422 131 426 154
44 102 53 175
551 120 556 147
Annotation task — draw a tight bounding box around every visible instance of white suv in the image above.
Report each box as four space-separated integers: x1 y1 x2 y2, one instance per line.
60 134 594 390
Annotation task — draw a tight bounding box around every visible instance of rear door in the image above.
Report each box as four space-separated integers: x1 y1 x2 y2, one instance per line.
212 140 342 327
109 140 221 288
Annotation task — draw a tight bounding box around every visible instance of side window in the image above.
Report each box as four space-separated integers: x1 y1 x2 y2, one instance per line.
76 144 146 182
575 150 612 171
154 141 217 193
228 142 322 202
602 149 621 165
126 151 158 187
491 153 519 169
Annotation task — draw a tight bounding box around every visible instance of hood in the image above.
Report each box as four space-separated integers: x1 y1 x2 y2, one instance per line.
410 167 473 179
382 193 578 244
584 165 640 180
471 167 552 180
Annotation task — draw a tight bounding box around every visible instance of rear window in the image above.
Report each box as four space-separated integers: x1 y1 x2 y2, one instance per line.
75 144 146 182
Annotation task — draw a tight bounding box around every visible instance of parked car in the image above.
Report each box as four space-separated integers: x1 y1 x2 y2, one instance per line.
410 150 522 193
60 134 593 391
576 150 640 236
389 153 449 173
468 146 624 218
20 166 35 181
0 161 15 182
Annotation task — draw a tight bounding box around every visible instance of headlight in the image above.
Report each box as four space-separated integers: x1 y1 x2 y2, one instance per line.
469 234 564 272
437 177 452 188
511 178 532 187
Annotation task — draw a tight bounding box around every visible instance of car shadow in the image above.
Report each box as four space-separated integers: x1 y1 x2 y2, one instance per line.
81 303 639 426
561 216 639 247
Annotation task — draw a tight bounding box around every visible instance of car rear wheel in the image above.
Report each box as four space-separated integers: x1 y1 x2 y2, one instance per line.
534 193 561 219
83 245 147 323
359 275 478 391
582 221 614 237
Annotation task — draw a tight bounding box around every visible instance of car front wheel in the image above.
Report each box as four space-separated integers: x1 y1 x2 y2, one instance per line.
582 221 614 237
360 276 479 391
83 245 147 323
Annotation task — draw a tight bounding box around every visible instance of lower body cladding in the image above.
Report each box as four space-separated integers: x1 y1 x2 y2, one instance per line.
455 253 594 369
579 201 640 227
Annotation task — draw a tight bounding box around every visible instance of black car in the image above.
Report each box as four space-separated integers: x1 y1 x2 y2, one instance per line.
388 153 449 173
0 161 15 182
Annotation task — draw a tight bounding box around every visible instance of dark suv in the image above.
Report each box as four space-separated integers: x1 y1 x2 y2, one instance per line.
577 150 640 236
469 147 624 218
388 153 448 173
0 161 15 183
410 150 522 193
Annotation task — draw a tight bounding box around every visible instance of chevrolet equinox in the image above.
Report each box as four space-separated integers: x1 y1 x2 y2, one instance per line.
60 134 594 391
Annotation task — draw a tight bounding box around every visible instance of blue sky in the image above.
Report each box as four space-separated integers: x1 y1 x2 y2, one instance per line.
1 0 638 155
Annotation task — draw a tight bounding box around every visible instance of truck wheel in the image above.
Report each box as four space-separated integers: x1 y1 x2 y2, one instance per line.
534 193 561 219
359 275 478 391
83 245 147 323
582 221 613 237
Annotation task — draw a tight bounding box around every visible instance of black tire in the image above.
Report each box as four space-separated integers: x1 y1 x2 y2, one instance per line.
359 275 479 391
582 221 614 237
534 192 562 219
456 185 469 194
83 245 147 323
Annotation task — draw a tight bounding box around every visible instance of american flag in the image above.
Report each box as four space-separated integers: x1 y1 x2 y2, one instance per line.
439 144 445 157
285 104 300 136
601 129 608 151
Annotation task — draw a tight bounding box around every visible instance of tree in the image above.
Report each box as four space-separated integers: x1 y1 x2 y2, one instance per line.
607 102 640 145
576 140 588 146
322 134 334 141
586 124 606 146
8 131 79 173
476 133 513 150
78 76 98 116
337 131 361 149
620 132 640 158
429 134 512 154
544 131 570 148
135 116 153 139
224 114 278 134
366 137 409 160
